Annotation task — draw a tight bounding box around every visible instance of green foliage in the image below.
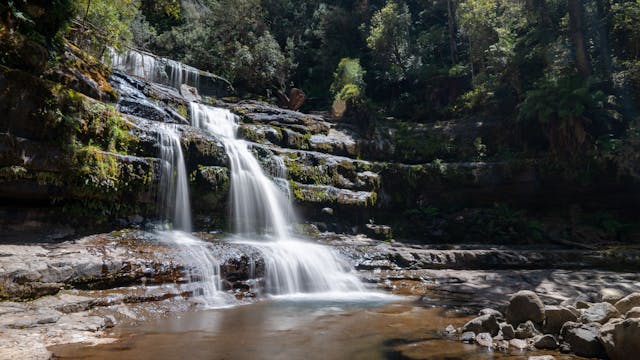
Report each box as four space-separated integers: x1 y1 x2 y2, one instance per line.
519 75 602 124
611 0 640 59
74 0 140 50
330 58 365 103
366 1 413 82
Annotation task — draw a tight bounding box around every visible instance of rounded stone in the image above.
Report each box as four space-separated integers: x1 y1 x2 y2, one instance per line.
506 290 545 326
614 293 640 314
533 334 558 350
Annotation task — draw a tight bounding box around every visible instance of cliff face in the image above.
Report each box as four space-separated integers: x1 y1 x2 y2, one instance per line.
0 42 638 244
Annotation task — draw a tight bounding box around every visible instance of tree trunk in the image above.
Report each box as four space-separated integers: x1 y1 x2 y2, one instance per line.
447 0 458 65
567 0 592 77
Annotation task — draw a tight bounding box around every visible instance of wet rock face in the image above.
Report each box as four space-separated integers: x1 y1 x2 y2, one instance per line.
506 290 546 326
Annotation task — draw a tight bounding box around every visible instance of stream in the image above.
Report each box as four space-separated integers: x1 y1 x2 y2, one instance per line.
50 297 578 360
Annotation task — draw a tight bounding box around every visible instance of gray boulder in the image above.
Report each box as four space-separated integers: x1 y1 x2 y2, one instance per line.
462 314 500 336
506 290 545 326
614 293 640 314
598 317 640 360
560 321 605 358
580 302 620 324
543 305 578 335
533 334 558 350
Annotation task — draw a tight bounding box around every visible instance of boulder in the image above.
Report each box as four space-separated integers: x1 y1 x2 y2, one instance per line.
500 323 515 340
614 293 640 314
598 317 640 360
533 334 558 350
625 307 640 319
543 305 578 335
475 332 493 347
560 321 605 358
506 290 545 326
528 356 555 360
288 88 306 111
580 302 620 324
515 320 541 339
461 314 500 336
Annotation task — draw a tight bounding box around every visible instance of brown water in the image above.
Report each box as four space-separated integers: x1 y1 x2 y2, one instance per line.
51 298 577 360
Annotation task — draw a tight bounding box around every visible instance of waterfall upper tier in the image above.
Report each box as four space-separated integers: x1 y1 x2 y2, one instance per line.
106 47 233 97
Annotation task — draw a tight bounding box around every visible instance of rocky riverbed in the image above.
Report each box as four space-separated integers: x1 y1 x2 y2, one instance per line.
1 229 639 359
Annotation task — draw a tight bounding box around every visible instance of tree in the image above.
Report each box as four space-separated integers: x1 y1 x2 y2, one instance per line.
567 0 592 77
74 0 140 50
366 0 413 82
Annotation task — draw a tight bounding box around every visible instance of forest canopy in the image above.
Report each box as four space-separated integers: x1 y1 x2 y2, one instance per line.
3 0 639 177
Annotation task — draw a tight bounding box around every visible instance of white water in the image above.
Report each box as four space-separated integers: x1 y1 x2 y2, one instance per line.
107 48 200 90
190 104 294 238
156 125 227 307
189 103 369 297
157 125 192 231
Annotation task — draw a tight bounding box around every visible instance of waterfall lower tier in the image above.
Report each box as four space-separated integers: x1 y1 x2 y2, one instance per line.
157 231 231 308
189 103 370 297
238 237 366 297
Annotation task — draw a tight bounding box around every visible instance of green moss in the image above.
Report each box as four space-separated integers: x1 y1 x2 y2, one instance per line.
285 158 331 185
176 104 188 119
0 166 28 181
290 180 304 201
238 125 266 143
35 172 64 186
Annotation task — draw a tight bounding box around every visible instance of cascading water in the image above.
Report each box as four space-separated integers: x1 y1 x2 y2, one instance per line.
189 103 368 297
190 105 294 238
156 125 228 307
157 125 192 231
107 48 201 90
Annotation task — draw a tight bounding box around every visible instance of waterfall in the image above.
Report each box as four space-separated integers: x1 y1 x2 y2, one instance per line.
189 103 367 296
157 125 192 232
156 125 228 308
190 104 294 238
107 48 201 90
